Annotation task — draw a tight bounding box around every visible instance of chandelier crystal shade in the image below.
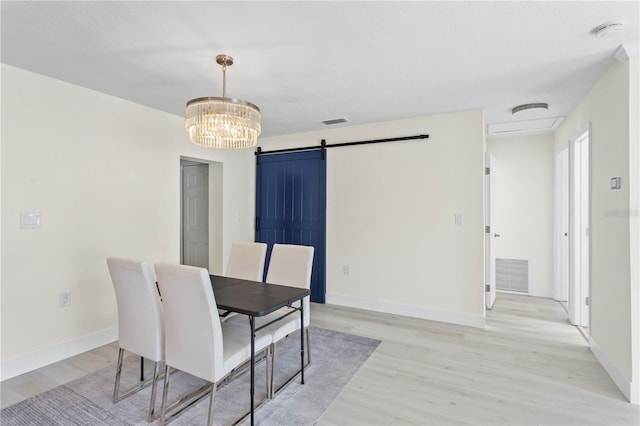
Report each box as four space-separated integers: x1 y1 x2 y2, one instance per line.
185 55 261 149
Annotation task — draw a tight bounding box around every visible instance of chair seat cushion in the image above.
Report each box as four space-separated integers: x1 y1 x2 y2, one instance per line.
220 321 272 376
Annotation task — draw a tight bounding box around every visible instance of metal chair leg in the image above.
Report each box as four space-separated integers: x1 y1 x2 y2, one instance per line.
160 365 171 426
268 327 312 399
265 345 272 399
269 343 276 399
147 361 161 421
159 371 214 425
206 382 217 426
113 347 125 403
113 347 164 420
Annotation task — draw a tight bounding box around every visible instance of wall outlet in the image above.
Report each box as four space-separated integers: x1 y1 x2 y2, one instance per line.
59 291 71 308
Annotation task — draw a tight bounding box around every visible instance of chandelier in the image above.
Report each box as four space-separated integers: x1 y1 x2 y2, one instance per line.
185 55 261 149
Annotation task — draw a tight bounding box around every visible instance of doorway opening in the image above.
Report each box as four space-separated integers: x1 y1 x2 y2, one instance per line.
180 158 223 274
569 129 590 336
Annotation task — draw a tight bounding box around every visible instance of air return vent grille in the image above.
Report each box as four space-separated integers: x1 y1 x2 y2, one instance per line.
496 258 529 293
487 117 565 136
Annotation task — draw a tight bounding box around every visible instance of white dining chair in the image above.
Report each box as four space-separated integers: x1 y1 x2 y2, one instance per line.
106 257 164 422
220 241 268 322
229 243 314 398
225 241 267 281
154 263 273 426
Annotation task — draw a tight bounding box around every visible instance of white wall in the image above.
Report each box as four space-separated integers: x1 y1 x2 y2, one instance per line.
1 67 486 376
0 65 256 378
554 57 639 403
260 110 486 327
487 134 555 298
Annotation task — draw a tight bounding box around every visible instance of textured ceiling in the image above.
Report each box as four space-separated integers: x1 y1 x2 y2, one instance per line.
1 1 638 139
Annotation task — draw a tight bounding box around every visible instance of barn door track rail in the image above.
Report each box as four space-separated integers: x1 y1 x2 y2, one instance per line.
255 134 429 161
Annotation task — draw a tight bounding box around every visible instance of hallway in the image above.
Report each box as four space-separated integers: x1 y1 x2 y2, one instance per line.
314 293 639 425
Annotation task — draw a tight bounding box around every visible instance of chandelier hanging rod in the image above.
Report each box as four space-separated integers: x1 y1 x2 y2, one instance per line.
217 54 231 98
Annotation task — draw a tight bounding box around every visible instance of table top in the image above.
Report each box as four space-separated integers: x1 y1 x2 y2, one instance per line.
210 275 310 317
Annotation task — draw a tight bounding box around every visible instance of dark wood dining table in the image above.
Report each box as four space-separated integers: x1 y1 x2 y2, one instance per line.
209 274 310 425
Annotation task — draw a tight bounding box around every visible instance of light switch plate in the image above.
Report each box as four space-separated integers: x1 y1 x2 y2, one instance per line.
611 177 621 190
20 212 41 229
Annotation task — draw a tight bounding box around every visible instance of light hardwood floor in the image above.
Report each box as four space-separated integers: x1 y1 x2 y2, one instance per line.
2 293 639 425
315 294 639 425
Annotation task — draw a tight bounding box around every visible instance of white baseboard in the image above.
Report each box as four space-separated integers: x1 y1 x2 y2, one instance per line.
589 335 639 405
0 328 117 381
326 293 486 329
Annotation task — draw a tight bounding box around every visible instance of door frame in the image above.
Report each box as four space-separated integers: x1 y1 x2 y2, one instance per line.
180 157 224 274
568 126 591 328
554 146 569 304
485 151 497 309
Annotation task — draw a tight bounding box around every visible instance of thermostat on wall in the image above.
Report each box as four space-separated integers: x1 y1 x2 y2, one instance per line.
611 177 621 190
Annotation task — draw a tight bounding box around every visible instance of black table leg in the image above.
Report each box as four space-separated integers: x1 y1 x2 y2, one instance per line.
140 356 144 381
300 303 305 384
250 316 255 426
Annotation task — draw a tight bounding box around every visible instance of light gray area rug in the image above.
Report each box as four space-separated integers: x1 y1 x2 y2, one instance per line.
1 327 380 426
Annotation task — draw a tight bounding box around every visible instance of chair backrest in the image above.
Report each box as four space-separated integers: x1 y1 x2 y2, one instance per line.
154 263 223 383
106 257 164 362
265 244 314 325
225 241 268 282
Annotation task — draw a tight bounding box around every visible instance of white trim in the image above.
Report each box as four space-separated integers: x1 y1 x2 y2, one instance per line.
0 328 117 381
554 146 570 303
614 43 640 63
589 335 639 405
568 125 592 328
326 293 486 329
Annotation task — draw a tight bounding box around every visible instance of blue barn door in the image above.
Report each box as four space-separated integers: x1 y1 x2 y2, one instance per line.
255 150 326 303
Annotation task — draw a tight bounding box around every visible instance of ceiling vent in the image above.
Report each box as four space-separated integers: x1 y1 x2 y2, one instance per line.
487 116 565 137
322 118 349 125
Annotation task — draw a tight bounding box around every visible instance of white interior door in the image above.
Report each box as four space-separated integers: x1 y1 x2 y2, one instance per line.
485 152 497 309
181 162 209 269
579 137 590 327
569 131 590 327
